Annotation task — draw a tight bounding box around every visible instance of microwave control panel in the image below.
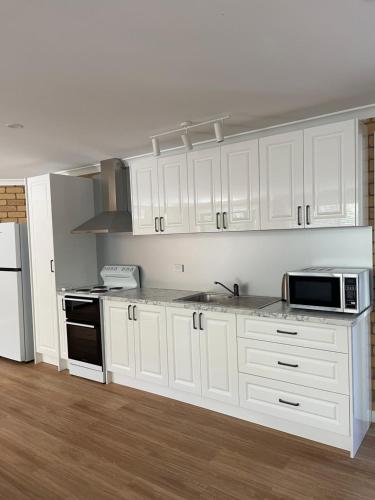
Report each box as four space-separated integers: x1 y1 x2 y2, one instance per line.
344 277 357 310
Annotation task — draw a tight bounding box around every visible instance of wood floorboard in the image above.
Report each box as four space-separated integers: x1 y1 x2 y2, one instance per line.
0 359 374 500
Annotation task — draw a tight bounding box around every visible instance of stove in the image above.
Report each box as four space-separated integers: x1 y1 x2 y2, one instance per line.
62 265 140 383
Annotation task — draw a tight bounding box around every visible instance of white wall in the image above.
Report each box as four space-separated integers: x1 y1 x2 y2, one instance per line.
97 226 373 296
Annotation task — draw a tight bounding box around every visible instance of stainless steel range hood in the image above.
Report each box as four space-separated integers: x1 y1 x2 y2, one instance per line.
71 158 133 234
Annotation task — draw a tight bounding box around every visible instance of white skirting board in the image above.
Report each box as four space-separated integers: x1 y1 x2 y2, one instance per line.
372 410 375 423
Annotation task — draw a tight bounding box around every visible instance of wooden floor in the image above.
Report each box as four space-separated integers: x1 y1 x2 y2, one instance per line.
0 361 374 500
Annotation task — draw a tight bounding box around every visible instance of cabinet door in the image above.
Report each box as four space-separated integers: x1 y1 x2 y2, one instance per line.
158 154 189 234
200 311 239 404
104 300 135 378
27 176 59 365
134 304 168 386
188 147 222 232
57 294 67 361
130 157 160 235
260 131 304 229
221 139 260 231
166 307 201 395
304 120 356 228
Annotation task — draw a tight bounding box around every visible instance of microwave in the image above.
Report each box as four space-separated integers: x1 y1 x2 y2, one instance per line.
287 267 371 314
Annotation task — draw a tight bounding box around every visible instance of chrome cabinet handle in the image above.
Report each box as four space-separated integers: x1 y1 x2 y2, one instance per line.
133 305 137 321
216 212 221 230
50 259 55 273
222 212 228 229
306 205 311 225
279 398 300 407
128 304 132 321
276 329 298 336
154 217 159 232
192 312 197 330
297 206 302 226
278 361 299 368
160 217 165 232
199 312 204 331
65 321 95 329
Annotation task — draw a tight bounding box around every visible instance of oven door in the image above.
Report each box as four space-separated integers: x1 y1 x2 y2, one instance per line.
64 296 100 324
288 273 343 312
66 321 103 366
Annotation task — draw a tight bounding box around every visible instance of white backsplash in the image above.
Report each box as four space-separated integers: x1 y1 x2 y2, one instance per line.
96 226 373 297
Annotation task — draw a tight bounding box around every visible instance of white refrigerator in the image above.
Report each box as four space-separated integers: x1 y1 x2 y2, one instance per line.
0 223 33 361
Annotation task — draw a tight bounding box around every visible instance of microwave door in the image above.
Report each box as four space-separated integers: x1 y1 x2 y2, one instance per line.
288 274 343 312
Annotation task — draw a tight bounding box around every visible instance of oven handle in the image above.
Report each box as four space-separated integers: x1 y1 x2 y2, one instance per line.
65 298 95 303
66 321 95 329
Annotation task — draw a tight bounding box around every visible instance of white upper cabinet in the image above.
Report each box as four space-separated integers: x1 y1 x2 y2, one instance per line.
303 120 356 228
130 157 160 235
260 130 304 230
221 139 260 231
158 154 189 234
188 147 222 232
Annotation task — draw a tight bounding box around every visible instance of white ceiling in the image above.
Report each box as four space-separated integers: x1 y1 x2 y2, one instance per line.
1 0 375 178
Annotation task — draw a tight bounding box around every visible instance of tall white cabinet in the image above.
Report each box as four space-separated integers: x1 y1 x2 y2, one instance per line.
27 174 98 366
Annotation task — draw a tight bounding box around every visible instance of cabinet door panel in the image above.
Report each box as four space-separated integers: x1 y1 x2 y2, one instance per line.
104 301 135 378
130 158 159 235
166 307 201 394
134 304 168 386
304 120 356 228
221 139 260 231
188 147 222 232
260 131 304 229
158 154 189 234
27 176 58 363
200 311 238 404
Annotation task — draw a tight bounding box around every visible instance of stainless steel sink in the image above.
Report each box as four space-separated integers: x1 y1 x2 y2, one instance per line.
175 292 233 303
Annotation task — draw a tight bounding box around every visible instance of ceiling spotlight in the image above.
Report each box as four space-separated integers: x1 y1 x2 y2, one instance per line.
152 137 160 156
214 120 224 142
6 123 24 129
181 132 193 151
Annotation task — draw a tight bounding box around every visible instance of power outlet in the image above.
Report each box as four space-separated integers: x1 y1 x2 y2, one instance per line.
173 264 184 273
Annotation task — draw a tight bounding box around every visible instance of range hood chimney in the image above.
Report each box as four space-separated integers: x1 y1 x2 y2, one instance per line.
71 158 133 234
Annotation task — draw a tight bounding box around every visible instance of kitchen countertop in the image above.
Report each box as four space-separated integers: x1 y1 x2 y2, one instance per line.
102 287 370 326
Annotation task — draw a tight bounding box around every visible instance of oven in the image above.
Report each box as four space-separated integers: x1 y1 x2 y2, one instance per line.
63 295 105 382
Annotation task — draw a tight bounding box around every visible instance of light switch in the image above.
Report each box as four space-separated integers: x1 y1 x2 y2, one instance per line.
174 264 184 273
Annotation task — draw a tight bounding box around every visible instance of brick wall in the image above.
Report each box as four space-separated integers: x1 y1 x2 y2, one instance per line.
365 119 375 411
0 185 26 223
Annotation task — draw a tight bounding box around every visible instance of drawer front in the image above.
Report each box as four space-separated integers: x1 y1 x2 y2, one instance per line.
238 338 349 394
239 374 349 435
237 316 348 353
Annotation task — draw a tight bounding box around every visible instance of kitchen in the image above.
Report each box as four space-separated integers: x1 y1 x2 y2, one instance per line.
1 1 375 499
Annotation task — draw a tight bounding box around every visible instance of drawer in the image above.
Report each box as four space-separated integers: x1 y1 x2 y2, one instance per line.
237 316 348 353
239 374 349 435
238 338 349 394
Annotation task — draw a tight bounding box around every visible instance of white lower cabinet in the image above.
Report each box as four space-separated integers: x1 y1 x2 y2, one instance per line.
57 294 68 365
104 300 168 386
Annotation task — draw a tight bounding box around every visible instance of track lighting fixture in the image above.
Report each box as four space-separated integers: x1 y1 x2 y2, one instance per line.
214 120 224 143
180 131 193 151
152 137 160 156
150 114 230 156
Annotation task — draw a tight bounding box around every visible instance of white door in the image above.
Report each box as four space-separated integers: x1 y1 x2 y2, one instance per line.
0 223 21 268
134 304 168 386
304 120 356 228
0 270 24 361
158 153 189 234
199 311 239 404
188 147 222 232
130 157 160 235
104 300 135 378
27 175 59 364
166 307 201 395
260 131 304 229
221 139 260 231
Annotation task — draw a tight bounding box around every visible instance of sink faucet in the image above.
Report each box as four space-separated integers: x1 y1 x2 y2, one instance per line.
214 281 240 297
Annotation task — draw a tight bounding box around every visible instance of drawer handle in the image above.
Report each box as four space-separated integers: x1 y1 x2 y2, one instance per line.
128 304 132 321
279 398 300 407
276 329 298 336
278 361 299 368
192 311 197 330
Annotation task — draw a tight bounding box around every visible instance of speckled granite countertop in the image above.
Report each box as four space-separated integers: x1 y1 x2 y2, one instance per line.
101 287 370 326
